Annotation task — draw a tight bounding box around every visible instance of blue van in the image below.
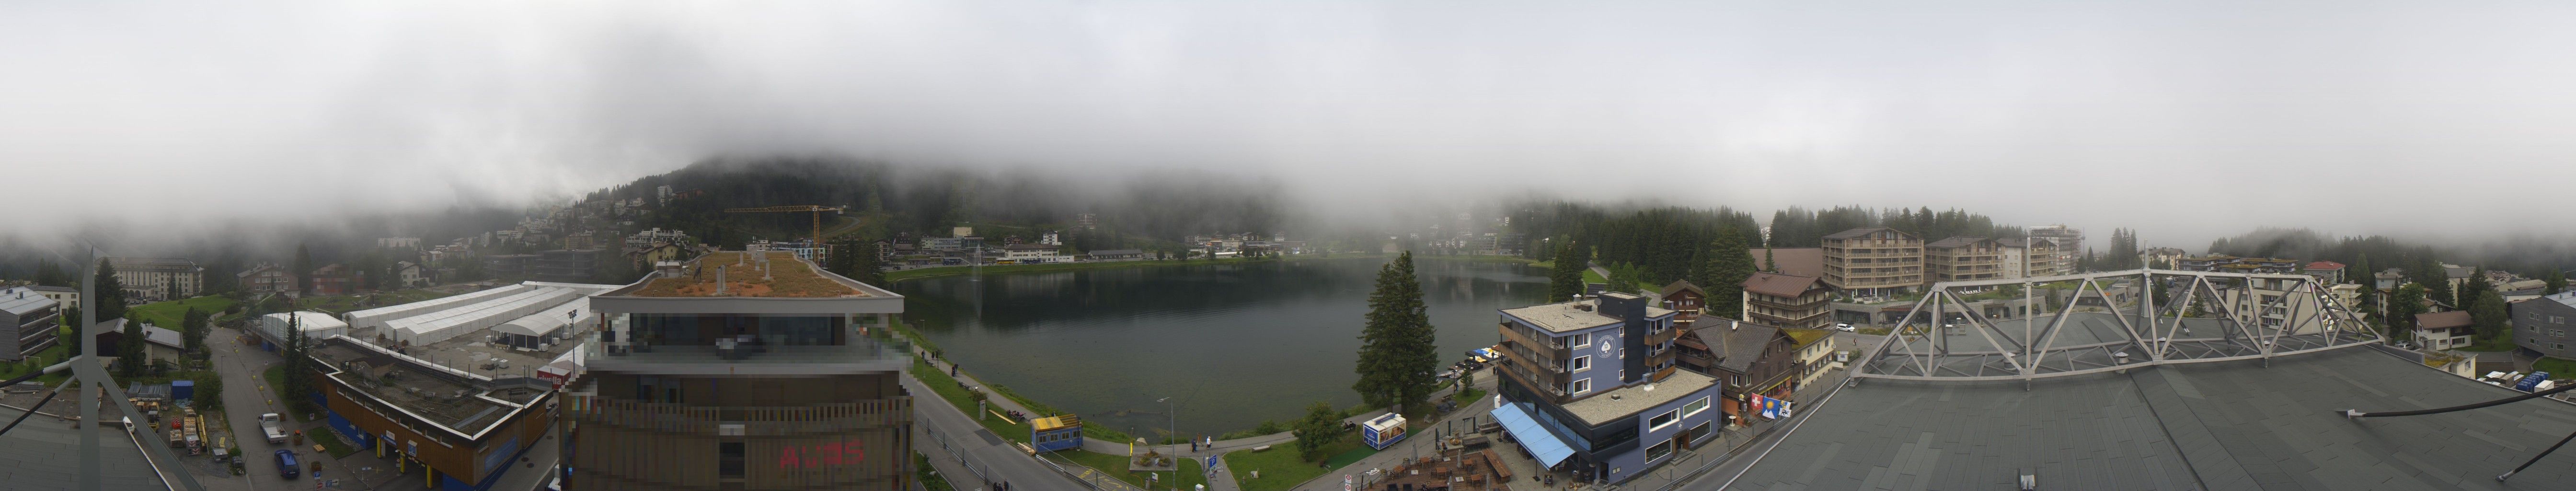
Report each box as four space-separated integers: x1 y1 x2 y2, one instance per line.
275 450 299 479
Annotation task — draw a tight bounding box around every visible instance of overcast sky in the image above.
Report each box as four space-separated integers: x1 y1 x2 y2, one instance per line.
5 1 2573 248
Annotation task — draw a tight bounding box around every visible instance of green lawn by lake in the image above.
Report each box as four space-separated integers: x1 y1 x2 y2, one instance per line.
1226 436 1368 491
1056 449 1209 491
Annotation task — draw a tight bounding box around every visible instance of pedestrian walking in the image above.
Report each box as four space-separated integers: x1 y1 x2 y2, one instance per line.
951 363 958 376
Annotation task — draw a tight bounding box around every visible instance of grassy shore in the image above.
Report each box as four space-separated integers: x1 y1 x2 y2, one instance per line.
1226 437 1370 491
1057 450 1210 491
1414 254 1540 264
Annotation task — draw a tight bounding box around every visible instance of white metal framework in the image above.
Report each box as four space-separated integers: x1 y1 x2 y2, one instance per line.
1855 269 2379 382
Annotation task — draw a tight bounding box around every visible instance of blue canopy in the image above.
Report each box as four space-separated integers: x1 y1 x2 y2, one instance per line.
1491 402 1577 468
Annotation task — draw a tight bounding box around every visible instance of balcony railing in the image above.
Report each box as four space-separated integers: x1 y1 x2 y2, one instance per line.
575 397 911 436
588 332 912 374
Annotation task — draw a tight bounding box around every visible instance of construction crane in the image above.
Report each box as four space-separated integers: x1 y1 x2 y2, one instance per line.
723 205 848 246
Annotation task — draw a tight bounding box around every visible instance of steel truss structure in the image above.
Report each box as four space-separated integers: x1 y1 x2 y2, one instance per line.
1855 269 2380 382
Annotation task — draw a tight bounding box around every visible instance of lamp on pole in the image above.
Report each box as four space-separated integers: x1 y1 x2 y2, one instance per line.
1157 396 1175 454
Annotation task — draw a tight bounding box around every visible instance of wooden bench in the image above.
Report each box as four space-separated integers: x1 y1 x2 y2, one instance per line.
1482 449 1512 480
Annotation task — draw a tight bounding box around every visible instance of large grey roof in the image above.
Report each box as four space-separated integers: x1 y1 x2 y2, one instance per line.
0 287 55 316
1687 319 1778 374
1822 227 1904 240
0 412 164 490
1562 369 1717 426
2545 291 2576 310
1722 346 2576 491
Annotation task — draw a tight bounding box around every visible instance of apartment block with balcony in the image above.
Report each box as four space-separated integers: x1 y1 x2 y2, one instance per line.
2213 277 2345 335
1997 237 2063 279
1738 272 1832 330
2175 254 2240 272
1924 236 2005 284
0 287 61 361
1491 293 1718 484
2026 224 2083 268
1819 227 1923 296
567 251 913 491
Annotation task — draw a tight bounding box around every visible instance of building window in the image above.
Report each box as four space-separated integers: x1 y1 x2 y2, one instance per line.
1648 409 1680 432
1570 333 1591 349
1682 397 1711 418
1570 356 1590 373
1570 378 1592 396
720 442 744 478
1645 439 1674 462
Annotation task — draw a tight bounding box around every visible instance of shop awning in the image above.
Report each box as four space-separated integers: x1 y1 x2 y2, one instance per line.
1491 402 1577 468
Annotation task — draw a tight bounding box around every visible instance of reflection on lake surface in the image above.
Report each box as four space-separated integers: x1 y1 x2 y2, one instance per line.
893 257 1547 438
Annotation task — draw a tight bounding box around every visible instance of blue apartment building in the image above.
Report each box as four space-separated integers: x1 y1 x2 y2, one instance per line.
1491 292 1724 484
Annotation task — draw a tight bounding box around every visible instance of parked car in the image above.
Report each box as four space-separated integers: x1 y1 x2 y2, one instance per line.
274 450 299 479
1834 323 1855 332
258 413 288 444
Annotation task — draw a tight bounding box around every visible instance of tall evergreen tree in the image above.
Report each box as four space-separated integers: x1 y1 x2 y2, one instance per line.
2388 283 2427 340
1352 252 1438 416
2470 288 2509 340
92 259 126 325
61 306 80 356
182 307 208 354
32 259 67 287
2413 257 2451 307
282 312 313 414
1763 248 1777 273
2548 270 2568 296
1547 242 1584 302
1701 230 1756 319
293 243 314 295
2459 268 2493 309
118 313 145 377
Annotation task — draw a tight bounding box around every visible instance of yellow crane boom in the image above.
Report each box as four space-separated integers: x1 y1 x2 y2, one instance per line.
723 205 848 246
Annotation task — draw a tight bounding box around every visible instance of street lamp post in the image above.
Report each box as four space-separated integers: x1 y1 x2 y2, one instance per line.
1157 397 1175 455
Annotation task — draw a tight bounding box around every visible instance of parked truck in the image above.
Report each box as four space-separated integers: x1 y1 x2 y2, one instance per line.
259 413 288 444
182 409 203 455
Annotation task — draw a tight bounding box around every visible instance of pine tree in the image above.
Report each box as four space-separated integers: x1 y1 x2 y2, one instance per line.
118 313 145 377
1763 248 1777 273
182 307 208 354
2414 258 2451 307
2470 288 2509 340
1354 252 1438 416
282 312 312 414
61 306 80 356
32 259 67 288
2387 283 2427 339
1702 231 1757 318
2458 268 2492 309
1547 242 1584 302
293 244 314 295
2548 270 2568 296
92 259 126 325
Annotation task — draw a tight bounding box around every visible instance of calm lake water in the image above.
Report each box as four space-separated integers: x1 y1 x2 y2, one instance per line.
893 257 1548 438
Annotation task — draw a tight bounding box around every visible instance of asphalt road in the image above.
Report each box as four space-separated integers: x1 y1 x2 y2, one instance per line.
902 374 1085 491
204 328 302 491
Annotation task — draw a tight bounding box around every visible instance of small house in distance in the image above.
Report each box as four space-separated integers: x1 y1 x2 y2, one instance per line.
1030 414 1083 453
